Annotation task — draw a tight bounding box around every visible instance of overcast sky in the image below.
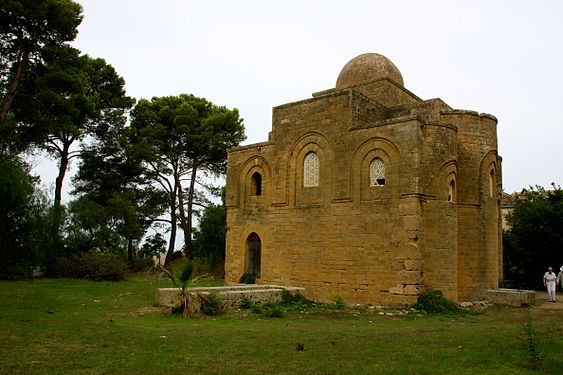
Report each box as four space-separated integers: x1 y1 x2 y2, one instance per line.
38 0 563 196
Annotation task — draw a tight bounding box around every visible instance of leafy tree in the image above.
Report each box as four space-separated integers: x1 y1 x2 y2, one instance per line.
13 47 134 210
71 114 167 268
503 184 563 289
0 0 83 151
193 197 227 269
0 157 49 278
129 94 245 263
140 233 167 264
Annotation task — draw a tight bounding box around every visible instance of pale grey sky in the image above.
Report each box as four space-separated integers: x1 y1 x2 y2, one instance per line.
37 0 563 196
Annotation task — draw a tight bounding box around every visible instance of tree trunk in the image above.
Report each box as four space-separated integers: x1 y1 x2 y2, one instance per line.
164 182 178 265
54 141 71 211
184 163 198 260
0 55 28 127
127 237 134 269
175 167 190 259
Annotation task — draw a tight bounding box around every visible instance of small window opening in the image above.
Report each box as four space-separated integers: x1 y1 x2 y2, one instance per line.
448 179 456 202
370 158 386 186
251 172 262 196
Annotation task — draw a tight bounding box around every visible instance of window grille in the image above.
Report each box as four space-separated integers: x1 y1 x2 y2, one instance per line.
303 152 320 187
370 158 385 186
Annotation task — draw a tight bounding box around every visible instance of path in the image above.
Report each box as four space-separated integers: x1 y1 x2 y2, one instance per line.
533 290 563 310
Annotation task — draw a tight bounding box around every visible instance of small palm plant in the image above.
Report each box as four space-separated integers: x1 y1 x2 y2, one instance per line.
159 263 194 316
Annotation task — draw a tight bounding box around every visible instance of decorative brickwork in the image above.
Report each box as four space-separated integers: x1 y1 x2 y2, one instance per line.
225 53 502 306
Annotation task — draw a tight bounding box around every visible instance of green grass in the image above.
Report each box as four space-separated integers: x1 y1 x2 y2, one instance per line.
1 277 562 374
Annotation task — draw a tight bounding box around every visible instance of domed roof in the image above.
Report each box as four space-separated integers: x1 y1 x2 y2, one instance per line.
336 53 404 89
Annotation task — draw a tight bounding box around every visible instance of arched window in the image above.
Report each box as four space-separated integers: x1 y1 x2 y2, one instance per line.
247 233 261 277
489 169 496 198
303 152 319 187
251 172 262 196
448 179 456 202
370 158 385 186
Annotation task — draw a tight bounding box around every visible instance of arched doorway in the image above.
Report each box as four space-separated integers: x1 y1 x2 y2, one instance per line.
246 233 261 277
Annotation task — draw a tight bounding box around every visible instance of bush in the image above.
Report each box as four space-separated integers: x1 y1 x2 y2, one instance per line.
239 273 256 284
262 303 284 318
413 290 460 313
129 256 154 273
201 292 221 316
55 252 127 281
240 296 253 309
332 295 348 310
280 291 315 312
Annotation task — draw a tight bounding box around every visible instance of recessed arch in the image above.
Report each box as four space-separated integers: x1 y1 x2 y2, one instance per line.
246 232 261 277
479 150 499 200
237 155 273 207
287 132 335 206
434 160 458 202
351 137 400 201
489 169 496 198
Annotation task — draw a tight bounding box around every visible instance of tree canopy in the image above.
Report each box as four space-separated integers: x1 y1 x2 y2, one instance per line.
503 184 563 289
13 46 134 209
130 94 245 263
0 0 83 148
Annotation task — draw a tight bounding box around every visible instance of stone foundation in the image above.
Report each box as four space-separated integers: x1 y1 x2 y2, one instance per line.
155 285 306 315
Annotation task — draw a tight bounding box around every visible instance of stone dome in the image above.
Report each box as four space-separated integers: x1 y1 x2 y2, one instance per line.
336 53 404 88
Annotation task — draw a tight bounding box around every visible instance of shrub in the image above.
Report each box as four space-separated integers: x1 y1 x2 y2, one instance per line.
413 289 459 313
239 273 256 284
240 296 253 309
332 295 348 310
56 252 127 281
129 256 154 273
262 303 284 318
280 291 315 311
201 292 221 316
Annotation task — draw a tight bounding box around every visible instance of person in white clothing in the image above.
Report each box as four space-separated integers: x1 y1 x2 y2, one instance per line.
543 267 557 302
557 266 563 290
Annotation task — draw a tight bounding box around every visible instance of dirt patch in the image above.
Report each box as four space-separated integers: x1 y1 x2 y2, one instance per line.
112 306 168 318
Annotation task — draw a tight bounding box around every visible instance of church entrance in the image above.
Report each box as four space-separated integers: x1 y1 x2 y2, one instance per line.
246 233 261 277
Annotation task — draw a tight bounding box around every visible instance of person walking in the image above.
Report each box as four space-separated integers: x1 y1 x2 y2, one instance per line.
543 267 557 302
557 266 563 292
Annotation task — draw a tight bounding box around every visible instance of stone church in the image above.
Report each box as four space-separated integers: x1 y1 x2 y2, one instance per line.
224 53 502 305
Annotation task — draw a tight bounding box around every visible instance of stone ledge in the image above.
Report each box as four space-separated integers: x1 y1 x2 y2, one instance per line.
473 288 535 307
155 285 306 315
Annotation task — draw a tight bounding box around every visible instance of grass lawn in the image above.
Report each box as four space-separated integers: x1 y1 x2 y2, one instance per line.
0 276 562 374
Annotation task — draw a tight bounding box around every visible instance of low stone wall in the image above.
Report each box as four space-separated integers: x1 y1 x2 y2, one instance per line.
474 288 535 307
155 285 306 315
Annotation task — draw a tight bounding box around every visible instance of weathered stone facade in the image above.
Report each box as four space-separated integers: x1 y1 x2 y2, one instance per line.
225 53 502 306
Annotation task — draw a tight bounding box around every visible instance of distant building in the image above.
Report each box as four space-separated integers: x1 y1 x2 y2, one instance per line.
501 192 517 231
225 53 502 305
